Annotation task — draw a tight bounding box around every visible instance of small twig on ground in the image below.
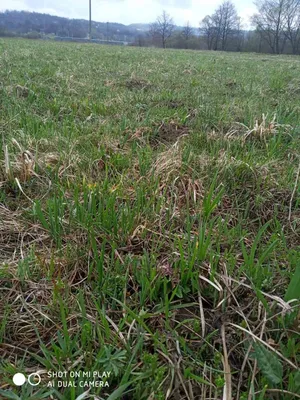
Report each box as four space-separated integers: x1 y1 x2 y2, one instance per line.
198 290 206 337
221 324 232 400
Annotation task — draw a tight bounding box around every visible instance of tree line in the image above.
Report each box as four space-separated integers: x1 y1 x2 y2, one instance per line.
2 2 300 55
145 0 300 54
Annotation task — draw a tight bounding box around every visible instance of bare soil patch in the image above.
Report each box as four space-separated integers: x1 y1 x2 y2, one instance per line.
151 120 190 146
125 77 151 90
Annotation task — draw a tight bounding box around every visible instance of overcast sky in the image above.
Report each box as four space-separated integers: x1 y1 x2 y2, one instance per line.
3 0 257 27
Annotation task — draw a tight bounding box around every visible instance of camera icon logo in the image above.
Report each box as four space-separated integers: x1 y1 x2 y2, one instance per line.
13 372 41 386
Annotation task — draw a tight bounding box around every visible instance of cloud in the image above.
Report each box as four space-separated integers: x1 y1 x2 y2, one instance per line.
155 0 193 7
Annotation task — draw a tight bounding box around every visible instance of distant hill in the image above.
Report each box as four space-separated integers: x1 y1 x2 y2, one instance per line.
0 10 151 41
128 23 151 32
128 22 198 35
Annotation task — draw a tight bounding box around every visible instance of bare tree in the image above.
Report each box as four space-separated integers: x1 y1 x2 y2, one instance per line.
182 21 193 48
150 10 174 48
284 0 300 54
251 0 287 54
200 15 217 50
211 11 223 50
218 1 240 50
201 1 240 51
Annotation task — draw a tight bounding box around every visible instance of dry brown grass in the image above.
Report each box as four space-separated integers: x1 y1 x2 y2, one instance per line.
225 114 293 142
0 205 49 265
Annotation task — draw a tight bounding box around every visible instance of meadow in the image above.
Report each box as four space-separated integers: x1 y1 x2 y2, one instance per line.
0 38 299 400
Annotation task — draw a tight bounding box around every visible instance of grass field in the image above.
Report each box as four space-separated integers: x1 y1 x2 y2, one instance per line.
0 38 300 400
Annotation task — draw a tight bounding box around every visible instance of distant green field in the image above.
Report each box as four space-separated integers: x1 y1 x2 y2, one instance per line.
0 38 299 400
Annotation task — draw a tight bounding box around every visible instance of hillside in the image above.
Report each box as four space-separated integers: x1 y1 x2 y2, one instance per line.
0 10 147 41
